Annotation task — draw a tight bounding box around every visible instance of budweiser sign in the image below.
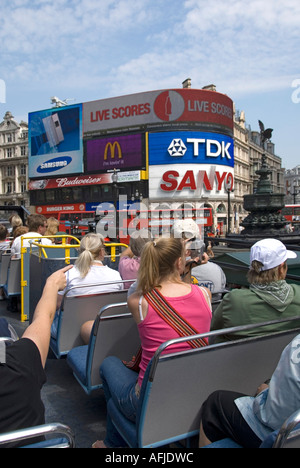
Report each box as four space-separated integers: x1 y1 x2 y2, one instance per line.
28 173 112 190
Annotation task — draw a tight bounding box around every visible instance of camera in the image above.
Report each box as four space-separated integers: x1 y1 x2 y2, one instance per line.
186 237 205 264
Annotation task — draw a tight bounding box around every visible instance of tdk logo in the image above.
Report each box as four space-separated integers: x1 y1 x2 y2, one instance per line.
168 137 232 159
37 156 72 173
168 139 187 156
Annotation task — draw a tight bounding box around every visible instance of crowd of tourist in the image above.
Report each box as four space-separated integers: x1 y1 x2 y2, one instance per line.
0 214 300 448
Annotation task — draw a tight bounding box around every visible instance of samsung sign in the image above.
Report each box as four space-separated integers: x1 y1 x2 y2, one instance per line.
148 131 234 168
28 104 83 178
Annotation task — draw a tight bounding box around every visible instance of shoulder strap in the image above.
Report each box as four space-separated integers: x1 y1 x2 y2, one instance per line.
144 288 207 348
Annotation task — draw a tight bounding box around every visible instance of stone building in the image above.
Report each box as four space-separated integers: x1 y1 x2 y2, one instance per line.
0 111 29 210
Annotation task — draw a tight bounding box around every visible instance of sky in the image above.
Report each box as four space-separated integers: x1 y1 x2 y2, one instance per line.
0 0 299 170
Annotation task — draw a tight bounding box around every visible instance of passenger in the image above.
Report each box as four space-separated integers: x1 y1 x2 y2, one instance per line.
0 224 12 301
10 214 52 258
118 229 152 289
0 265 72 447
45 216 60 242
9 214 23 237
94 236 212 448
0 224 10 251
171 219 227 299
55 233 123 343
10 225 29 245
211 238 300 343
199 333 300 448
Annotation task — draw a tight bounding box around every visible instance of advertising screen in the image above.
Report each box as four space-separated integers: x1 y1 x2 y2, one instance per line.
86 134 144 173
84 88 233 134
148 131 234 168
28 104 83 178
148 131 234 201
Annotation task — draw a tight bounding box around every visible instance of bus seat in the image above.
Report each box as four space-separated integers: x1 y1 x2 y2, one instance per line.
107 318 300 447
67 302 140 394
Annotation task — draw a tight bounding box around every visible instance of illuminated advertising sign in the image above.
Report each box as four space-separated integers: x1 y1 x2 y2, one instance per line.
148 131 234 167
148 131 234 200
28 104 83 178
83 89 233 133
86 134 144 172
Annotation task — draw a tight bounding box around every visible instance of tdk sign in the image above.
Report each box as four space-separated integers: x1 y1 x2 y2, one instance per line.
149 131 234 168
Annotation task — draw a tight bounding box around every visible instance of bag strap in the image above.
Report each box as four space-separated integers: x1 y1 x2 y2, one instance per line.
144 288 207 348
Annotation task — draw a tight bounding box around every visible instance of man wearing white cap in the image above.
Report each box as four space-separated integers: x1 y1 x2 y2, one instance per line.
211 238 300 343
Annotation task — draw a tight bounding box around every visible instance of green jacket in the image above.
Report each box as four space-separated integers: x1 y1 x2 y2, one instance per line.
211 281 300 343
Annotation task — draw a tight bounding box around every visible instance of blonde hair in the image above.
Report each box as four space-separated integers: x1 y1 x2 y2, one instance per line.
75 233 105 278
137 236 184 294
45 217 59 236
247 260 285 284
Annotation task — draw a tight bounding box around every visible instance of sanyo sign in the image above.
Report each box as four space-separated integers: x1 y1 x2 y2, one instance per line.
148 131 234 199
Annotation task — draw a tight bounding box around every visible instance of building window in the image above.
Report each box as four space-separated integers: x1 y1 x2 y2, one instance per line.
21 146 27 156
20 164 26 176
6 166 14 177
6 182 15 193
6 148 13 158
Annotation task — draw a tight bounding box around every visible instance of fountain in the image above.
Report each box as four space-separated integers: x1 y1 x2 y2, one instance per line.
227 120 300 248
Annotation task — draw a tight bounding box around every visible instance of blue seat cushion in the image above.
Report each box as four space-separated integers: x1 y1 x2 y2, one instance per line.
67 345 88 385
203 438 243 448
107 398 137 448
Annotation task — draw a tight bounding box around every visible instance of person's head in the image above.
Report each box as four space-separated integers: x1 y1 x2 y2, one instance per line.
172 218 200 240
10 214 23 230
137 236 185 294
0 224 8 241
172 218 205 262
75 233 105 277
27 214 48 235
247 238 297 284
45 217 59 236
129 229 153 257
13 225 29 239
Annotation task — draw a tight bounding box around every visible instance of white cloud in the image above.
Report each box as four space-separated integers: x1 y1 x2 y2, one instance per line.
1 0 299 101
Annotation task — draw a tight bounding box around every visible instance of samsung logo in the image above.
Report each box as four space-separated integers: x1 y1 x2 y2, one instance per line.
37 156 72 173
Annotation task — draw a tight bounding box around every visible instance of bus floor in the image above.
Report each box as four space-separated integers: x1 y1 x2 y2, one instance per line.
0 298 108 448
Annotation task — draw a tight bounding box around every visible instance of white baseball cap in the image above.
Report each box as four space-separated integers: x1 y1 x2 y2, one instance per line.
172 219 200 239
250 238 297 271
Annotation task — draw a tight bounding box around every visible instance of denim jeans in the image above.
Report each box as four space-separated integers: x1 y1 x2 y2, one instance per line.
100 356 140 447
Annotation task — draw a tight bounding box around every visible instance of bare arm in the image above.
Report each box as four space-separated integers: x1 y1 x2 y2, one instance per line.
22 265 73 367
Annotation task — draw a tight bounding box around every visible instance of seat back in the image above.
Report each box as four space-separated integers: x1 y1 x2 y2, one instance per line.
0 253 11 287
0 422 75 448
5 258 21 296
88 302 140 389
50 282 129 358
137 318 300 447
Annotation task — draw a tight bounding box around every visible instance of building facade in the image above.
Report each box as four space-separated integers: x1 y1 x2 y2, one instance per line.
284 165 300 204
0 84 285 234
0 111 29 209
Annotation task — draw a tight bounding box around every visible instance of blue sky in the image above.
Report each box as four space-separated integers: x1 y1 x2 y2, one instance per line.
0 0 299 169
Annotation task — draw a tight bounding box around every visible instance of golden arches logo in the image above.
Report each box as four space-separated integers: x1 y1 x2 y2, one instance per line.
104 141 122 160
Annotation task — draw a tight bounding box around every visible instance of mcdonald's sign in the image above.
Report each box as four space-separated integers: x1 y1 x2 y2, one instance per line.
86 134 144 173
104 141 122 160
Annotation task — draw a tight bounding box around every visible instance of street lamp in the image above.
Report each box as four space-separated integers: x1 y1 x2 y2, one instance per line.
225 180 234 236
292 180 298 204
111 169 119 241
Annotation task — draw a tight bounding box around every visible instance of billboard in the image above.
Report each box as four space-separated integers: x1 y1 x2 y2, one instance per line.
28 104 83 178
148 131 234 168
148 131 234 200
83 88 233 134
85 133 144 173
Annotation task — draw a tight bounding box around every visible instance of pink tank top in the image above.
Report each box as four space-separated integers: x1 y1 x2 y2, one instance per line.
137 285 212 387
